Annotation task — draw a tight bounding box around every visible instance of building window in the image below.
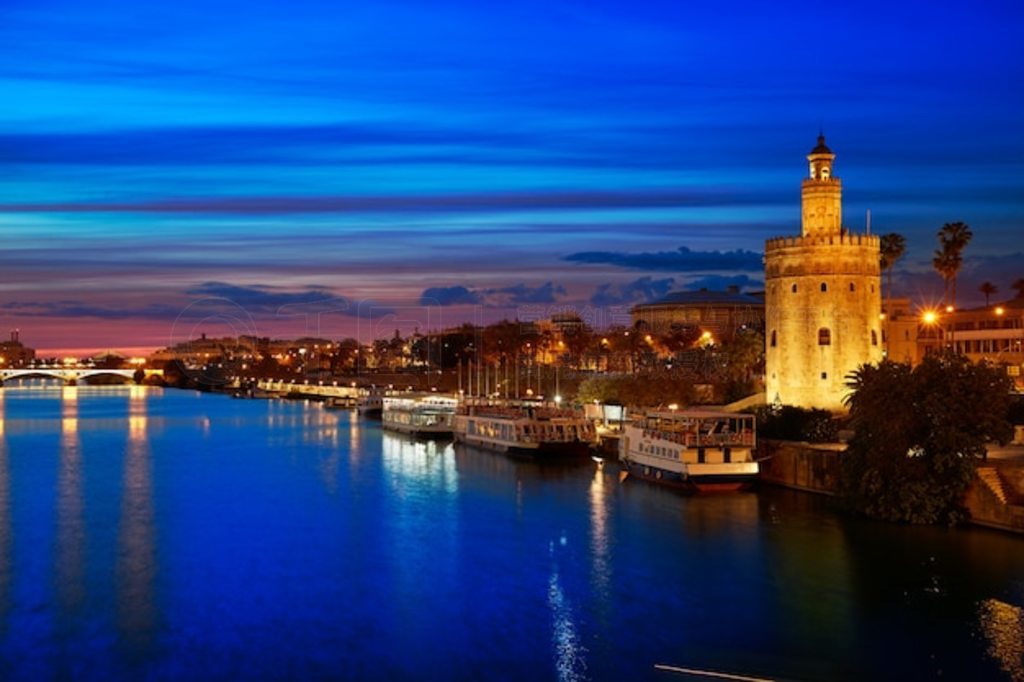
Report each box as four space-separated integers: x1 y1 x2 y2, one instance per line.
849 282 856 292
820 282 828 292
821 372 828 380
818 328 831 346
871 330 878 346
792 283 798 293
770 330 777 347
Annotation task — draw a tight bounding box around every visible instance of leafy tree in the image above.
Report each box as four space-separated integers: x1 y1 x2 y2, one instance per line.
756 405 838 443
841 353 1013 524
879 232 907 315
932 222 973 308
1012 278 1024 299
722 327 765 383
979 281 998 307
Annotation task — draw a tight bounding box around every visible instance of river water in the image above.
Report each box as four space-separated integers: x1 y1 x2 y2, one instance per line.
0 384 1021 681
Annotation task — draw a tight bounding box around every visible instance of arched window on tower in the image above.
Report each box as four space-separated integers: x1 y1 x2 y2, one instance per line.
792 283 798 293
871 330 878 346
818 328 831 346
820 282 828 292
849 282 856 292
770 330 777 348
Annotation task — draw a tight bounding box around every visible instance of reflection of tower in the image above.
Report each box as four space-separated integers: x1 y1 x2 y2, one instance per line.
118 389 156 653
765 136 883 410
56 387 86 614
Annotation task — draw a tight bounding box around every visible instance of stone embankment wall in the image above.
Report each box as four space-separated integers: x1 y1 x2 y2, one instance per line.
758 440 843 495
759 440 1024 533
968 461 1024 534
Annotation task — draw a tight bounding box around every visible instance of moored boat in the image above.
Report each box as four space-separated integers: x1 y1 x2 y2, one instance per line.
619 410 758 492
453 398 595 459
356 388 386 418
382 394 457 437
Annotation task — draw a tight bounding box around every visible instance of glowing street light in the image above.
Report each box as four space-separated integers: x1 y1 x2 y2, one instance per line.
995 306 1006 316
921 310 939 325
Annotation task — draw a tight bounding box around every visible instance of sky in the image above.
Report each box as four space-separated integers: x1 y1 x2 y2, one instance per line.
1 0 1022 354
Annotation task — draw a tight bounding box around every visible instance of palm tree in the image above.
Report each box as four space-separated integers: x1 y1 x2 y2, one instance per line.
933 222 973 307
1013 278 1024 299
932 249 959 306
979 281 998 307
879 233 906 316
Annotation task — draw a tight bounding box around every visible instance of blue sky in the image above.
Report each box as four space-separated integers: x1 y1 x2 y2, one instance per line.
1 0 1022 351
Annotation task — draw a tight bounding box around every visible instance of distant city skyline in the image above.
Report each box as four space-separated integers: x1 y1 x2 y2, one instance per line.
2 0 1023 354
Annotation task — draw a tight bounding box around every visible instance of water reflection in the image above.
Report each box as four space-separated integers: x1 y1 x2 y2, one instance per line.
117 394 156 655
55 387 86 615
978 598 1024 681
589 467 611 603
549 533 587 682
0 393 10 630
381 433 458 495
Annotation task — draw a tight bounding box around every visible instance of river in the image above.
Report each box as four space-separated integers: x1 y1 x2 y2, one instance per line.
0 383 1021 681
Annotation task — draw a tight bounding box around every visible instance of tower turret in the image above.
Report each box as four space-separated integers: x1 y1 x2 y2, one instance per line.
801 134 842 237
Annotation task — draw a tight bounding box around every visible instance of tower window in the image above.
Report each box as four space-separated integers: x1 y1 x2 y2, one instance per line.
820 282 828 292
821 372 828 380
818 328 831 346
849 282 856 292
791 283 798 293
871 330 878 346
770 330 777 348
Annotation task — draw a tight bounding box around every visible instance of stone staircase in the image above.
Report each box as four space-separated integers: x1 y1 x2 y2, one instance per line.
978 467 1012 505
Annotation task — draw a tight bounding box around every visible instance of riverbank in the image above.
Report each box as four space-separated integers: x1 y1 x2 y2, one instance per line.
759 439 1024 534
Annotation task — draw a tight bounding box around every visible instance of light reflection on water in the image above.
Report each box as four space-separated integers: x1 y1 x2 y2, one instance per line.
0 385 1020 681
979 599 1024 682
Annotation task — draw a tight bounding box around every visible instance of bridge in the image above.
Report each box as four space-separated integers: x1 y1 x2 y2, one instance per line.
0 365 163 386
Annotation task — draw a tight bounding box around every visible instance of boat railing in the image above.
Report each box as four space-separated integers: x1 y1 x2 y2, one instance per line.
641 429 754 447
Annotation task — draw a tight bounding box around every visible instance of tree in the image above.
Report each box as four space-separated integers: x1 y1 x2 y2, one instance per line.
841 353 1013 524
1012 278 1024 299
879 233 907 316
979 281 998 307
933 222 973 308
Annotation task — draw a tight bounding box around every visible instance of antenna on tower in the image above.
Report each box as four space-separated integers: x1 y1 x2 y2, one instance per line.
866 209 871 235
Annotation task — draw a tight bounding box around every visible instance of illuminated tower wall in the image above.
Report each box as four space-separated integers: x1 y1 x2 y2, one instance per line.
764 136 883 411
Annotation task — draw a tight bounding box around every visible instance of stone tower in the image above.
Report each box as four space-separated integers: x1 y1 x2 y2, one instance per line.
764 135 882 411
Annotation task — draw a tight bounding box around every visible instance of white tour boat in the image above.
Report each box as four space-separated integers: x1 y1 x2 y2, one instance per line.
381 394 458 437
620 410 758 491
453 399 595 458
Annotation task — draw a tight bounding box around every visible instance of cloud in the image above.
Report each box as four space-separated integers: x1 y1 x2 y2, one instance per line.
186 281 392 316
0 300 184 320
419 281 566 307
0 188 775 216
419 285 481 306
563 245 764 272
590 277 676 306
684 274 764 291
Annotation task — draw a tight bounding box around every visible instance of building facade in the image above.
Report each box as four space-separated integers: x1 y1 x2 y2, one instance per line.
0 330 36 368
630 286 765 340
764 136 883 410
